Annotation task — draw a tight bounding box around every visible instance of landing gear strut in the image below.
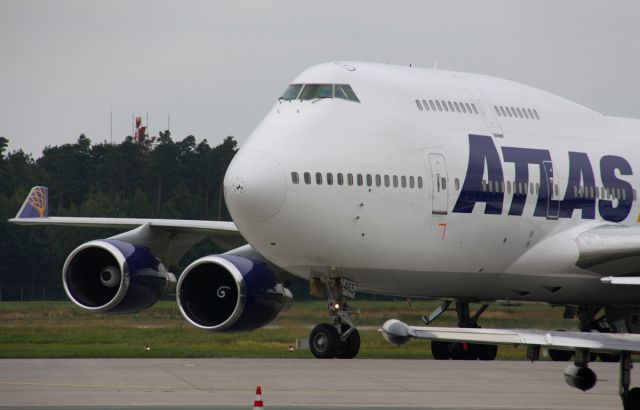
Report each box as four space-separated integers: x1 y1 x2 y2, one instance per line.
425 301 498 361
308 277 360 359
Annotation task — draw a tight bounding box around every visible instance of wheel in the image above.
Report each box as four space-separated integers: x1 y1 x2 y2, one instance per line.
431 341 451 360
623 387 640 410
476 344 498 360
336 328 361 359
309 323 340 359
599 352 621 362
549 349 573 361
451 342 478 360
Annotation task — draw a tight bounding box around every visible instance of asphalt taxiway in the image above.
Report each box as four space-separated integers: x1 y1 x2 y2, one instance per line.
0 358 626 409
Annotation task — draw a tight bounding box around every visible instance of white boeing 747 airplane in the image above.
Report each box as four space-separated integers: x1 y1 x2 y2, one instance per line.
10 62 640 409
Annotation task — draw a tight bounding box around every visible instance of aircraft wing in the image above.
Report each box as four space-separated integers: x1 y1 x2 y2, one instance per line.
381 319 640 354
9 186 245 266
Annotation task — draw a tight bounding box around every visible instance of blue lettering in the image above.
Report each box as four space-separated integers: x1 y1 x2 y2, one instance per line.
599 155 633 222
453 134 504 214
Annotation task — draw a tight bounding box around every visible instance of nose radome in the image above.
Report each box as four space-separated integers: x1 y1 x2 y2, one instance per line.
224 150 286 223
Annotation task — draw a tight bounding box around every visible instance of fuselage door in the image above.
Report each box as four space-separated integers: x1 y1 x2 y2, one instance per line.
429 153 449 215
542 160 560 219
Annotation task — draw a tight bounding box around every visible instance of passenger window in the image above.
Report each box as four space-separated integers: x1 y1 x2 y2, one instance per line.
418 176 423 189
393 175 399 187
442 100 449 112
422 100 430 111
535 183 539 195
500 181 505 193
366 174 372 187
471 104 478 114
316 172 323 185
291 172 299 184
429 100 436 110
447 101 455 112
506 181 511 194
522 108 530 119
436 100 442 111
533 109 540 120
401 176 407 188
555 184 559 196
460 102 467 113
375 174 381 187
465 103 472 113
347 173 354 186
357 174 363 186
494 106 501 116
454 102 461 112
516 108 523 118
337 173 344 185
409 176 415 188
384 175 390 187
441 177 447 190
530 182 534 194
623 189 627 201
280 84 303 100
455 177 460 190
500 106 507 116
482 180 487 192
415 100 423 110
326 173 333 185
304 172 311 184
505 107 512 117
527 108 534 118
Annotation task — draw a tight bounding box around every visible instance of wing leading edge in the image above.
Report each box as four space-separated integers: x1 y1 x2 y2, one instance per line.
9 186 245 266
381 319 640 354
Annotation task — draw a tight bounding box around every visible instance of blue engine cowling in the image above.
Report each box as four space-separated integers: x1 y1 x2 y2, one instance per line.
62 239 175 314
176 255 293 332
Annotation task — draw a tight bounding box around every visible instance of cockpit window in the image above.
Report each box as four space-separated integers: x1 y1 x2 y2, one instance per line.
336 84 359 102
279 83 360 102
280 84 302 100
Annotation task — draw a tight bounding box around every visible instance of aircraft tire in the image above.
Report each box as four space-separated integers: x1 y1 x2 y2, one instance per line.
309 323 340 359
451 342 477 360
549 349 573 362
476 344 498 360
336 328 360 359
431 341 451 360
624 387 640 410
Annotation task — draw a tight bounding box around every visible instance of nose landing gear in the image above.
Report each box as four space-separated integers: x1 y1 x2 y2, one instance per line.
308 277 361 359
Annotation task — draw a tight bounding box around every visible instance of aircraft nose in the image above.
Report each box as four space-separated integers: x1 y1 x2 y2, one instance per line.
224 150 286 223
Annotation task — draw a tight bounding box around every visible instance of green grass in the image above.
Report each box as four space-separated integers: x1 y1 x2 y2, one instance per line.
0 300 576 359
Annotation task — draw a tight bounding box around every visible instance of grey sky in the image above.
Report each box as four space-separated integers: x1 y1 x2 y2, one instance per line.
1 0 639 156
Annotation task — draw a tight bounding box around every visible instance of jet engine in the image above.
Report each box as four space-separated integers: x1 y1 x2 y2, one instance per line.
176 254 293 332
564 364 597 391
63 239 174 313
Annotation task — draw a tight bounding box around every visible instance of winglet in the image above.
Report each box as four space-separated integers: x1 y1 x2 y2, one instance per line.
15 186 49 219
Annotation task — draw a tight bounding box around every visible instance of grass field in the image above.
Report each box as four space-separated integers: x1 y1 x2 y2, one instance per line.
0 299 577 359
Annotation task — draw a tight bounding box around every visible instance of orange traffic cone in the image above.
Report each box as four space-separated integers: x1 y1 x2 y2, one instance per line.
253 385 264 409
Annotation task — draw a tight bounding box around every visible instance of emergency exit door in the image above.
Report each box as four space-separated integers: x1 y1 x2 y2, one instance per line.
429 153 448 215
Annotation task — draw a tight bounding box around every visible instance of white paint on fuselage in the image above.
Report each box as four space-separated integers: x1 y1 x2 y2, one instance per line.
224 62 640 306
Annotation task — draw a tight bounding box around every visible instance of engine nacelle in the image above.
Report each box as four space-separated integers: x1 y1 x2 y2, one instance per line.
63 239 174 314
176 254 292 332
564 364 597 391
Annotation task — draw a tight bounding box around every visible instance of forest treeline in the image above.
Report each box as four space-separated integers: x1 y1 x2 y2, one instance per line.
0 132 238 301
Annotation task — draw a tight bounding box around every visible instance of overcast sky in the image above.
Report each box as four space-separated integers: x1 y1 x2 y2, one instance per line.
1 0 639 156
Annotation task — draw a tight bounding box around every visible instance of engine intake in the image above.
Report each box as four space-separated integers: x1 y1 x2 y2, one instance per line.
63 239 174 313
177 254 292 332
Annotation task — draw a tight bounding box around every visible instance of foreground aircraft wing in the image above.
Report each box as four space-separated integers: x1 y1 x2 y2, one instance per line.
9 186 245 265
381 319 640 354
